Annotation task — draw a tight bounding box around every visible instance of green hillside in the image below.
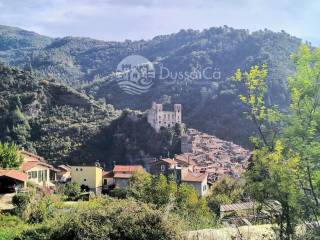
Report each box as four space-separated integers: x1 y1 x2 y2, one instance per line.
0 25 303 146
0 63 119 164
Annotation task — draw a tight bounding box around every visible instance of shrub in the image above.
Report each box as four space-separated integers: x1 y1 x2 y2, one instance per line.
61 183 81 200
20 199 183 240
12 193 32 216
28 196 54 223
109 187 127 199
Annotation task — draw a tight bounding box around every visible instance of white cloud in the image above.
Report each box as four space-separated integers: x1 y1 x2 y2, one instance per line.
0 0 318 45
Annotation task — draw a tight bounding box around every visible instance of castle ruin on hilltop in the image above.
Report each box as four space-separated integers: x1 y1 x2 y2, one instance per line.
147 102 182 132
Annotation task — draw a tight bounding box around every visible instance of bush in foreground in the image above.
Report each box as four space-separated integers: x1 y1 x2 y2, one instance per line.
19 198 183 240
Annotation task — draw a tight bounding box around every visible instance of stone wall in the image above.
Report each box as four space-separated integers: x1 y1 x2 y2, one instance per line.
183 225 276 240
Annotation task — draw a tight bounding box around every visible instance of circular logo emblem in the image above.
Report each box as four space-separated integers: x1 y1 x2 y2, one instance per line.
116 55 155 95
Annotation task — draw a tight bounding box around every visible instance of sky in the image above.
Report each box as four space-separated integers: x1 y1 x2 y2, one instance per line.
0 0 319 46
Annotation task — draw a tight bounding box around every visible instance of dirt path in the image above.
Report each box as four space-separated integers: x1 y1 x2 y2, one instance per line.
0 193 15 210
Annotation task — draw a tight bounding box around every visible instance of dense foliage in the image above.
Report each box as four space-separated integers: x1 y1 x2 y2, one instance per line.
207 177 247 215
0 142 23 168
233 45 320 239
0 64 119 164
0 63 184 166
58 182 82 200
0 25 302 146
70 110 183 167
15 197 183 240
0 25 52 51
120 171 216 230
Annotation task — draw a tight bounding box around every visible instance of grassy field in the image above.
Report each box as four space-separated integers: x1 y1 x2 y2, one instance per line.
0 214 30 240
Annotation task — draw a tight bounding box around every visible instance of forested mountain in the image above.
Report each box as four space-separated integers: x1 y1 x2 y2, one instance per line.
0 64 120 165
0 63 184 167
0 25 52 51
0 25 303 146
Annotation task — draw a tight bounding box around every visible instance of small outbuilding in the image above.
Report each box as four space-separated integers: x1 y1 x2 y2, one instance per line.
0 169 27 193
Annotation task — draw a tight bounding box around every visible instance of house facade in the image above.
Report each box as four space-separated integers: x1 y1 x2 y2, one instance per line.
70 166 103 193
149 158 177 175
102 171 114 187
20 150 57 188
181 171 208 196
56 165 71 182
113 165 144 189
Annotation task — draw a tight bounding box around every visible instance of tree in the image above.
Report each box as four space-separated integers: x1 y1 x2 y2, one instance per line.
127 173 215 230
233 65 299 239
0 142 23 169
151 174 172 206
233 44 320 238
10 107 31 146
62 182 81 200
207 177 246 215
176 183 215 229
284 44 320 235
128 170 152 201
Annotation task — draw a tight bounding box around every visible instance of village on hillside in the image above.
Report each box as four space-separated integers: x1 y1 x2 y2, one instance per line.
0 102 253 219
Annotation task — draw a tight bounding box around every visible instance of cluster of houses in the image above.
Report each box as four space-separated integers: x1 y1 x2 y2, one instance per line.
0 149 210 196
0 103 251 198
179 128 251 182
0 103 272 224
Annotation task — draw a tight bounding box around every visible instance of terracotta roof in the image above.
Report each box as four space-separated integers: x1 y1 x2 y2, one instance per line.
161 158 176 165
150 158 176 166
113 173 132 179
113 165 144 173
220 202 256 212
57 165 71 172
0 169 27 182
20 161 57 172
103 171 114 178
20 150 44 162
181 171 207 182
175 154 196 166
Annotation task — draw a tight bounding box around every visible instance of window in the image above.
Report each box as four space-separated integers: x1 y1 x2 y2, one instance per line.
203 185 207 191
80 168 83 171
38 170 42 182
44 170 47 181
28 171 37 179
76 168 78 171
31 171 37 178
160 165 166 171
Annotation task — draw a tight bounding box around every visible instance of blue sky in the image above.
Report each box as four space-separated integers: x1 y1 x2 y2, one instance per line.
0 0 319 46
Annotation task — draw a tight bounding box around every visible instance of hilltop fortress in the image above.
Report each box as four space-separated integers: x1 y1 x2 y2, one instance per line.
147 102 182 132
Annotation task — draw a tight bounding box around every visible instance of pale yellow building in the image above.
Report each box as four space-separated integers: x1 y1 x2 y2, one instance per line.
70 166 103 193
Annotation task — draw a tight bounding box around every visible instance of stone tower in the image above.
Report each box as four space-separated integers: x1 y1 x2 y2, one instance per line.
147 102 182 132
174 104 182 124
